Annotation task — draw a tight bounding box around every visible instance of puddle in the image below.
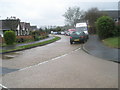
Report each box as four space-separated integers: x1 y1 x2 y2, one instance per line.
0 67 19 75
2 52 21 60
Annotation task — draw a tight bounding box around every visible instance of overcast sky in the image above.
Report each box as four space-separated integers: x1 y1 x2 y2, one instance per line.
0 0 119 28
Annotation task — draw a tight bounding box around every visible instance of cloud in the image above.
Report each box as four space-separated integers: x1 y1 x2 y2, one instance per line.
0 0 119 27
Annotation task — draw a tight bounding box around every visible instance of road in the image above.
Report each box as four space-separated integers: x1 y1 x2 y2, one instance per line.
1 35 118 88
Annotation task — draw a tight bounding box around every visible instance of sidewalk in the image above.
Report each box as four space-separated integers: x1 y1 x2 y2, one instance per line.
83 35 119 63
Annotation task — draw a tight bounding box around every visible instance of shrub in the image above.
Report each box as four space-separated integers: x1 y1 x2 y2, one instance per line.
96 16 115 39
113 25 120 37
34 36 40 41
4 30 16 45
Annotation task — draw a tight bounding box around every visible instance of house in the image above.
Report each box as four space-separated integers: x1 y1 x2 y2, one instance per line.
0 18 20 37
0 17 38 37
30 26 37 31
25 23 31 35
19 22 31 35
100 10 119 21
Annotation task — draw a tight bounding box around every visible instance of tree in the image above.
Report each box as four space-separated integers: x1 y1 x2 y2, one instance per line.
96 16 115 39
84 7 106 34
63 7 84 27
55 26 62 32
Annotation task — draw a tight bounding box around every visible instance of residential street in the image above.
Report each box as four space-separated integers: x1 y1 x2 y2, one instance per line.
1 35 118 88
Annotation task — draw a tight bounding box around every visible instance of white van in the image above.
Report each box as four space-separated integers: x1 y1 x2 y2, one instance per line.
76 22 89 39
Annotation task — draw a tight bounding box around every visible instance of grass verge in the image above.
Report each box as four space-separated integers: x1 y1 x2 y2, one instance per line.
102 37 120 48
1 36 61 54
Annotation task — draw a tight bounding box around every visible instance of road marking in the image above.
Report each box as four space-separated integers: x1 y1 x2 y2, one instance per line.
19 47 81 71
0 84 8 89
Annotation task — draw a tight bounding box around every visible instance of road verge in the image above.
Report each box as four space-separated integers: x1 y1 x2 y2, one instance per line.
1 36 61 54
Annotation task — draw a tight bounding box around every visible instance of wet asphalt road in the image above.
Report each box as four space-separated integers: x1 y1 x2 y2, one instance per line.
1 35 118 88
2 35 81 69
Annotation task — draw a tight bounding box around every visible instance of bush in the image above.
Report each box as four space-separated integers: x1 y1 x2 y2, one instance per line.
4 30 16 45
96 16 115 39
113 25 120 37
34 36 40 41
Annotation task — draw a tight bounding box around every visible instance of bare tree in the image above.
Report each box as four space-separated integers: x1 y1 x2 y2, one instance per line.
84 7 106 34
63 7 84 27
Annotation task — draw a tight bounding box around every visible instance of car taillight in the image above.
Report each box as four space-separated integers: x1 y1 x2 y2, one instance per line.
70 36 72 39
80 36 84 38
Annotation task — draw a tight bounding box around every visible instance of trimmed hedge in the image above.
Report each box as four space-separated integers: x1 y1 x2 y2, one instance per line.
96 16 115 39
4 30 16 45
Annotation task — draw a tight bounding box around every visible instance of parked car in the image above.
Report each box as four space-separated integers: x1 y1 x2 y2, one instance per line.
68 29 76 35
57 32 61 35
61 31 65 35
65 31 70 36
70 31 87 44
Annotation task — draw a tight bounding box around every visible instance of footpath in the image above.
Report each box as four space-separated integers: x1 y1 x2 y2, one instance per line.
83 35 119 63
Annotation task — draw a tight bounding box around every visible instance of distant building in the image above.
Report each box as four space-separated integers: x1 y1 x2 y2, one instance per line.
30 26 37 31
100 10 119 21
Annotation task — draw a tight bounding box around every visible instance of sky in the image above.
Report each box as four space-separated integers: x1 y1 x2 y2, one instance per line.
0 0 119 28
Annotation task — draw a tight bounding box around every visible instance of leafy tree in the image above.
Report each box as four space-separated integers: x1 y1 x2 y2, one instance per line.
4 30 16 45
96 16 115 39
55 26 62 32
63 7 84 27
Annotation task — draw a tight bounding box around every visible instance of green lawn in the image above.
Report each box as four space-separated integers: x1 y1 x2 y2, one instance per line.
102 37 120 48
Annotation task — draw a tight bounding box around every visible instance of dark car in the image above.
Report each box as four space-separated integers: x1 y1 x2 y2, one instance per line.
70 31 87 44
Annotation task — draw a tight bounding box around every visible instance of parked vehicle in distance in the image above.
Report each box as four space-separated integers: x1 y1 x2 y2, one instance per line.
68 29 76 35
61 31 65 35
70 31 87 44
57 31 61 35
76 22 89 39
51 31 58 35
65 31 70 36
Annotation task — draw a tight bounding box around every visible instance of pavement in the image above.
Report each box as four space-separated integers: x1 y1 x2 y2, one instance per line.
83 35 119 63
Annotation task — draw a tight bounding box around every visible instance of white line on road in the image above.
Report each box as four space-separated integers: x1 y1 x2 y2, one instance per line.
0 84 8 89
19 47 81 71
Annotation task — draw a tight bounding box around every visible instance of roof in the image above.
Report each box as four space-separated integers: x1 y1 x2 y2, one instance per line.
30 26 37 30
100 10 119 19
25 23 30 29
0 19 20 30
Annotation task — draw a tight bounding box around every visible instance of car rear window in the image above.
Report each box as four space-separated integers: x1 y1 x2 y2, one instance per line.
72 31 83 35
